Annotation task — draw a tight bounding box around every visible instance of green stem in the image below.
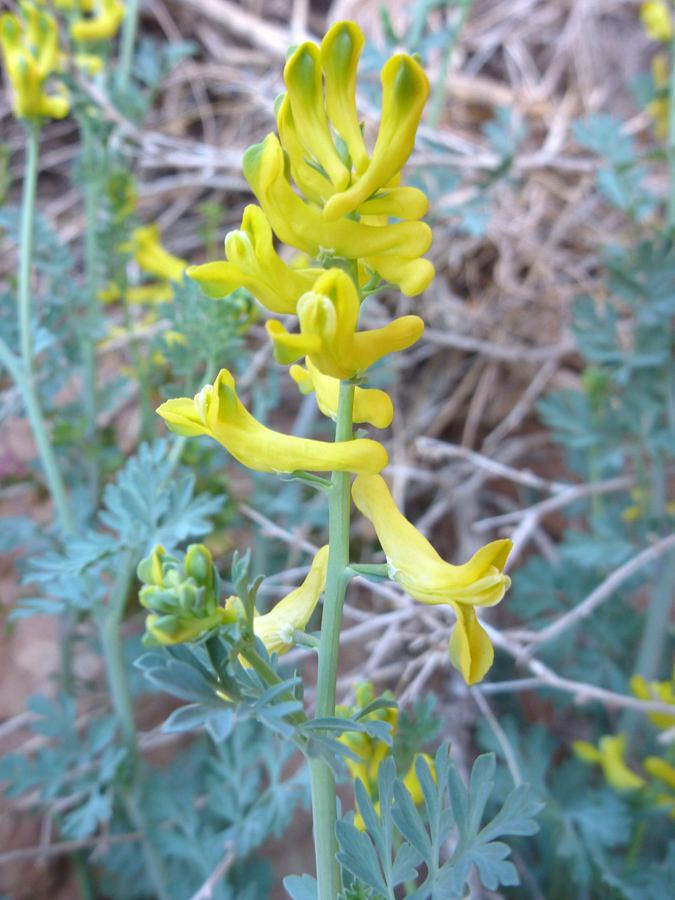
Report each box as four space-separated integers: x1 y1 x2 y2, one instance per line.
80 117 100 506
19 123 39 375
668 34 675 229
0 338 74 533
117 0 141 96
97 552 171 900
239 645 308 727
621 549 675 738
311 379 355 900
428 0 475 129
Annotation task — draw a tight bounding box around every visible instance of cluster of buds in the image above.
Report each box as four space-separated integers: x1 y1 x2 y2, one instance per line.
138 544 237 647
154 21 513 685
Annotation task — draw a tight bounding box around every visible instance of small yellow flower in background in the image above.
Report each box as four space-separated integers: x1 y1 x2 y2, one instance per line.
572 734 646 791
0 1 69 122
631 663 675 730
641 0 674 42
227 545 329 658
352 475 512 685
290 358 394 428
243 135 434 298
70 0 125 42
187 205 322 315
337 682 435 830
643 756 675 816
157 368 388 475
266 268 424 380
138 544 237 647
130 224 186 283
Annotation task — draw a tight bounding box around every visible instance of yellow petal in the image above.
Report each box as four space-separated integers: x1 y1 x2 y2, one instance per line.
276 92 334 204
631 674 675 730
290 358 394 428
188 205 321 314
267 267 424 379
321 21 369 175
352 474 512 608
132 224 186 282
598 734 646 791
644 756 675 790
355 186 429 221
158 369 388 475
448 602 494 684
402 753 436 805
253 545 329 655
284 42 350 192
641 0 674 41
572 740 602 764
323 54 429 222
352 474 511 684
242 136 433 297
70 0 125 42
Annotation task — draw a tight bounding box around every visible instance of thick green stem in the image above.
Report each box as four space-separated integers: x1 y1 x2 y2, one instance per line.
117 0 141 95
19 123 39 375
81 118 100 506
311 379 355 900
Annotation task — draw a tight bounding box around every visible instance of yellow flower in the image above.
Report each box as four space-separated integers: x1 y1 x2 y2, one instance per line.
352 475 512 684
572 734 646 791
641 0 674 42
131 224 186 282
631 667 675 730
266 268 424 379
322 52 429 223
0 2 69 122
290 358 394 428
283 41 350 193
157 368 388 475
648 97 670 139
187 205 322 315
70 0 125 42
644 756 675 816
229 545 329 657
320 21 369 176
243 134 434 297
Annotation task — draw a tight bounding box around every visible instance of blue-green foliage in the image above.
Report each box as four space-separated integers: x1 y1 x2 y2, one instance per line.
0 693 124 840
329 746 541 900
481 108 675 897
14 440 223 618
96 722 307 900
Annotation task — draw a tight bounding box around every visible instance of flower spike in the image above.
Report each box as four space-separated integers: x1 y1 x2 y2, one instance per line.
352 474 512 684
158 368 388 475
